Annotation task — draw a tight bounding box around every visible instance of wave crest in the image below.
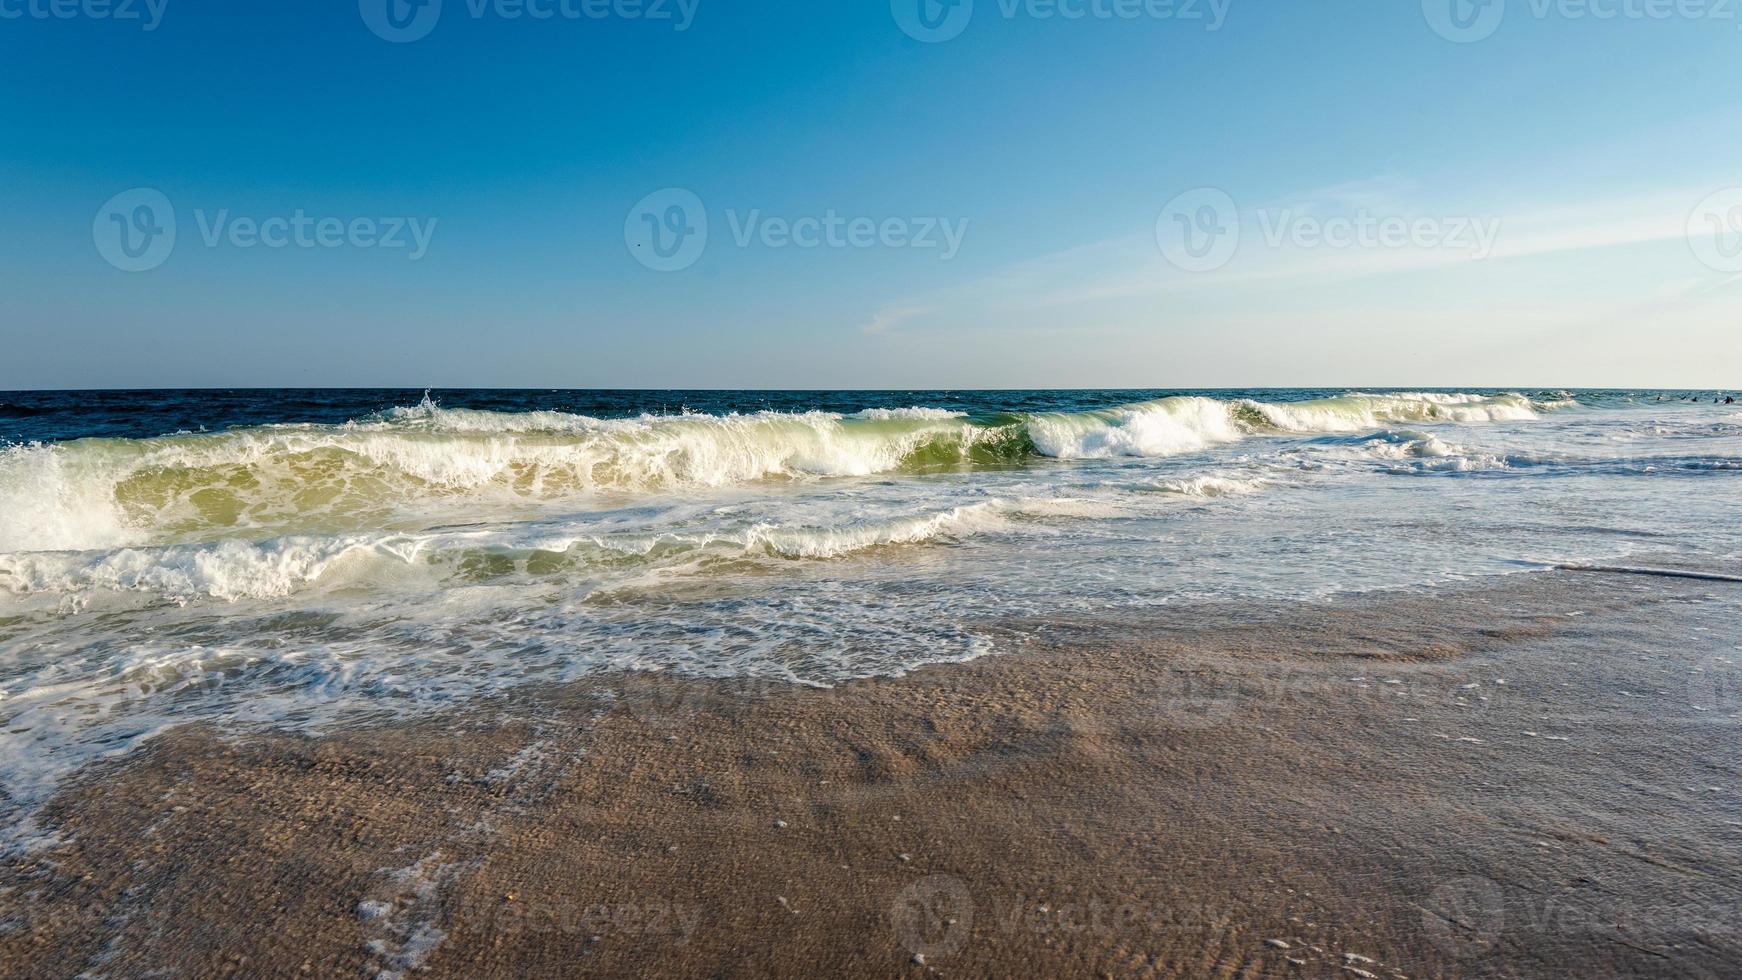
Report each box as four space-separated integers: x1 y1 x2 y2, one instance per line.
0 392 1563 553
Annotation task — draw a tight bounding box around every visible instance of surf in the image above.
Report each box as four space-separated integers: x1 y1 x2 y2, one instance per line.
0 391 1565 554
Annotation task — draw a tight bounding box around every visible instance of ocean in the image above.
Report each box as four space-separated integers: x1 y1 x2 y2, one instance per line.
2 388 1739 837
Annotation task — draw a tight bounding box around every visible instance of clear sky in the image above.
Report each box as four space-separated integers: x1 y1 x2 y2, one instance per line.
2 0 1739 390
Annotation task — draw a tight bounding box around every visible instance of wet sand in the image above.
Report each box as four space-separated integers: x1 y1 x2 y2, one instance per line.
2 568 1739 979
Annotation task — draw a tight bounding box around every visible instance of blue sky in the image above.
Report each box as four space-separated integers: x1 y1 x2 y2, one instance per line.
1 0 1738 389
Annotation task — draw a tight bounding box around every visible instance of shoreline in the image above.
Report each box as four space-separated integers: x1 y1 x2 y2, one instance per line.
3 567 1739 978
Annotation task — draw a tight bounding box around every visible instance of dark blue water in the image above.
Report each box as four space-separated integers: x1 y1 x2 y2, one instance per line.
0 388 1714 445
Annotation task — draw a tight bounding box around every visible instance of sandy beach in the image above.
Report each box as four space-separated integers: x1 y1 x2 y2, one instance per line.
2 565 1737 979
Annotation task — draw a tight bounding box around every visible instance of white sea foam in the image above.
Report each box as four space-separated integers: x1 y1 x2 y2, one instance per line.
1245 392 1541 432
0 443 146 553
1027 397 1247 458
1150 474 1270 497
849 406 968 421
0 497 1116 601
0 534 423 601
0 391 1566 554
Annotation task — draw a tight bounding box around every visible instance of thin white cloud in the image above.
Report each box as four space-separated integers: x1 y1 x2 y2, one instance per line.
861 304 935 335
860 182 1731 335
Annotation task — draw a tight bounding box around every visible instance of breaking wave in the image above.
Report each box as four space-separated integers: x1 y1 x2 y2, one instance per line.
0 496 1139 602
0 392 1561 554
